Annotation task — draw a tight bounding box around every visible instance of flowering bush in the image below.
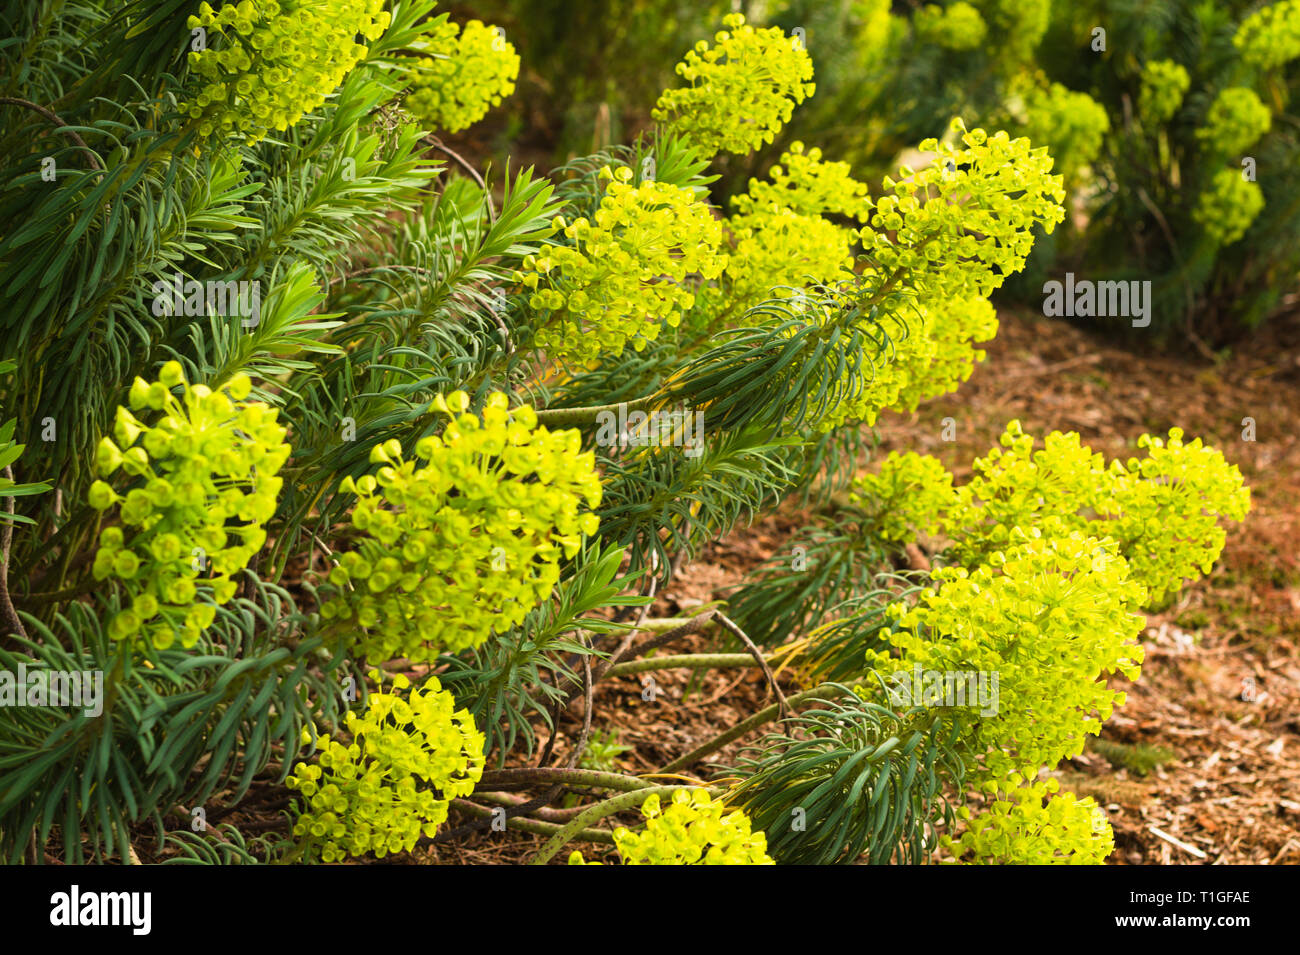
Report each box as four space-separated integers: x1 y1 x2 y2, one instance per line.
0 1 1254 871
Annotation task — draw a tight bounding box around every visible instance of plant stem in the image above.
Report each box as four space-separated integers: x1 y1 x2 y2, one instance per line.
0 466 24 644
476 767 654 793
450 799 615 844
603 652 769 678
473 791 590 822
0 97 104 170
657 684 844 775
533 393 659 429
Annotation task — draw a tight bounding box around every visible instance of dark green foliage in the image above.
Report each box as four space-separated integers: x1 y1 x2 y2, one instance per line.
0 578 353 863
731 687 967 865
439 539 647 762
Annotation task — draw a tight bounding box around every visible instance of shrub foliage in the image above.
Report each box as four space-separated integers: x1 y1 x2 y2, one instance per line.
0 1 1249 865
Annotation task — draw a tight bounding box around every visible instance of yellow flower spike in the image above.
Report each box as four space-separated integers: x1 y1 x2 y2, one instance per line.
88 368 291 651
320 392 602 663
653 11 813 156
290 675 486 860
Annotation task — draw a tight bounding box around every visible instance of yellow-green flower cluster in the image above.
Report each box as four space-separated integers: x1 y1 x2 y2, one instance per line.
1235 0 1300 71
1194 168 1264 247
850 451 954 543
320 392 602 662
725 213 855 317
1092 427 1253 604
913 295 999 405
860 120 1066 303
835 307 940 428
1197 87 1271 157
946 423 1109 564
942 779 1114 864
568 789 774 865
1018 81 1109 183
794 122 1060 433
403 19 520 134
182 0 390 142
518 165 727 364
88 363 289 649
812 292 999 432
287 673 485 862
724 143 870 315
876 294 999 418
913 2 988 51
652 12 815 156
927 421 1251 604
1139 59 1190 126
868 529 1147 785
732 142 872 221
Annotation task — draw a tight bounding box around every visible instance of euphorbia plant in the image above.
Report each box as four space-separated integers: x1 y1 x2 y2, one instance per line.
0 2 1250 868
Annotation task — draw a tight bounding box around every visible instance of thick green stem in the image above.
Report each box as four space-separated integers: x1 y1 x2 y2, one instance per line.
451 799 615 844
604 653 770 678
528 784 707 865
476 767 654 793
657 684 844 775
534 393 659 429
631 613 723 633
